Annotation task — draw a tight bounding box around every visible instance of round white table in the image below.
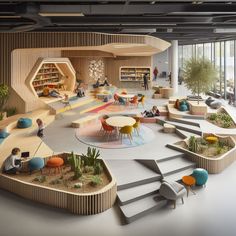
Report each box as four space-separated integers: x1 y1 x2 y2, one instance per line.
117 94 135 105
106 116 136 128
118 94 135 99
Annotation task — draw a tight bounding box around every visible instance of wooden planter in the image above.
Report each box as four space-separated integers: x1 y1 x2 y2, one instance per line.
0 156 117 215
171 134 236 174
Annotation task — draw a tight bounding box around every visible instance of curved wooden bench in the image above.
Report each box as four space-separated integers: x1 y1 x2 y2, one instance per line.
71 115 99 128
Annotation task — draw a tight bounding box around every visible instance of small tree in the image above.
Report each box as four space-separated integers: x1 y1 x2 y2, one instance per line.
183 58 217 104
0 84 9 111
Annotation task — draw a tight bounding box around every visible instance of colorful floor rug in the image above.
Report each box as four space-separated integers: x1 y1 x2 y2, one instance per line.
75 122 156 149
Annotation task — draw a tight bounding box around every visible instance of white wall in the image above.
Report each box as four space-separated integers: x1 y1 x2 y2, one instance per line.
152 48 169 78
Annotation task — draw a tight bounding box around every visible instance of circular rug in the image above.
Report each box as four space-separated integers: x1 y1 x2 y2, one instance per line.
75 122 156 149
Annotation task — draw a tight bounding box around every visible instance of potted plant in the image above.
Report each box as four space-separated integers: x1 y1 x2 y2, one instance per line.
0 84 9 120
183 58 217 104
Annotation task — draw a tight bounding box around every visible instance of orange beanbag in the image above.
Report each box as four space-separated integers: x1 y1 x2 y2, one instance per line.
46 157 64 168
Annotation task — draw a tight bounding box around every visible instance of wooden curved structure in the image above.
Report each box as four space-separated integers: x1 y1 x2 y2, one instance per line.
170 134 236 174
0 158 117 215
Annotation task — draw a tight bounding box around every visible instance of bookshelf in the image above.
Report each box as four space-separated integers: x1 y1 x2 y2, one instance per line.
119 67 151 82
32 63 63 95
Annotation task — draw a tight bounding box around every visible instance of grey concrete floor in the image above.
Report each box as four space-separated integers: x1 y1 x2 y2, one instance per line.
1 160 236 236
1 81 236 236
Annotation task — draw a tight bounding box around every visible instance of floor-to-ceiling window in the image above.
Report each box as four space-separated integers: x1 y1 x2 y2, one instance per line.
225 41 234 97
204 43 212 61
178 40 236 103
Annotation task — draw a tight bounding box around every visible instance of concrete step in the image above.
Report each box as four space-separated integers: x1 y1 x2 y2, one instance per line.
163 167 195 183
175 129 201 139
165 120 202 136
169 117 200 127
117 181 162 205
119 194 167 224
105 160 161 190
155 153 185 163
156 156 195 177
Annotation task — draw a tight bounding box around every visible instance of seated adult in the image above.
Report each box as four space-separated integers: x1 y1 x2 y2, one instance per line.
43 86 62 98
101 76 110 86
141 106 160 117
93 78 101 88
3 148 22 174
75 83 85 97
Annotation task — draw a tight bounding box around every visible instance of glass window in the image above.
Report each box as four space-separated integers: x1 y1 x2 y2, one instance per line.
196 44 203 59
204 43 211 61
178 45 183 69
220 41 225 95
225 41 234 102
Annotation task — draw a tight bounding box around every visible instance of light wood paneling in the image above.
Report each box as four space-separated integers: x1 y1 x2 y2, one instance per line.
0 158 117 215
62 50 114 58
0 32 169 112
105 56 152 88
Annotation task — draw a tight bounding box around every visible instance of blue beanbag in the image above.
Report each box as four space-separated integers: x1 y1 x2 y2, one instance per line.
17 118 32 128
29 157 45 173
0 129 8 138
179 104 188 111
192 168 208 186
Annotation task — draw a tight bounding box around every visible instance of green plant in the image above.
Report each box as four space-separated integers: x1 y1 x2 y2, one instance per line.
222 121 232 128
74 182 83 189
73 165 82 180
209 113 217 121
83 165 94 173
81 147 100 167
188 136 199 153
68 151 81 171
33 175 46 183
90 175 102 187
94 162 103 175
183 58 217 104
0 84 9 111
50 178 62 185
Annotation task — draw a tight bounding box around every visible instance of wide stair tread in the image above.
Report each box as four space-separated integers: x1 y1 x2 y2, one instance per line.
117 181 161 205
119 194 167 223
163 167 195 183
165 120 202 135
105 160 161 190
157 157 195 176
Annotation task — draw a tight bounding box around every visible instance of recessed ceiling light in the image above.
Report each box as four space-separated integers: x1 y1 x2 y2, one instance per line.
150 1 156 4
39 12 84 17
192 1 203 4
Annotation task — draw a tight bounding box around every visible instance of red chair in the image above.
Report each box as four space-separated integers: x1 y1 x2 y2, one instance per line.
129 96 138 106
101 121 115 141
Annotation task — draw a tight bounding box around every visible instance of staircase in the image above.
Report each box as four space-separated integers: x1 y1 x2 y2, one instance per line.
105 153 196 224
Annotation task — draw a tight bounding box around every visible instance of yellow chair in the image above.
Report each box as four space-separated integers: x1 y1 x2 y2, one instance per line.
138 96 145 108
133 120 141 136
119 125 133 144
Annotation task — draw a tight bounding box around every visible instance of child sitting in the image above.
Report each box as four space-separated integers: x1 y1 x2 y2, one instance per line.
142 106 160 117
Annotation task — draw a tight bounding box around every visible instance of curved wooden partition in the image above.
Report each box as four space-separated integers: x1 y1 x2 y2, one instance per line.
0 160 117 215
171 135 236 174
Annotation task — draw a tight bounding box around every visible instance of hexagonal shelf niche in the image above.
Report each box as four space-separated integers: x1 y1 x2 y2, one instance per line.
26 58 76 97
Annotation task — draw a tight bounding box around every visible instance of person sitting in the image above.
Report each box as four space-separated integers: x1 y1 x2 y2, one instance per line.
93 78 101 88
75 83 85 97
141 106 160 117
3 148 22 174
43 86 62 98
49 89 62 98
36 118 45 138
101 76 110 86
